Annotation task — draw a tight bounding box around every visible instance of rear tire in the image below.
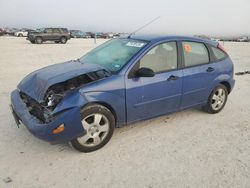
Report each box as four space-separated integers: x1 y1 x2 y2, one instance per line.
70 104 115 152
18 33 23 37
60 37 67 44
35 37 43 44
203 84 228 114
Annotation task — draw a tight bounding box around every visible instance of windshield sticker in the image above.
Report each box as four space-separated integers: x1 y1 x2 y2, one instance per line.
126 42 146 48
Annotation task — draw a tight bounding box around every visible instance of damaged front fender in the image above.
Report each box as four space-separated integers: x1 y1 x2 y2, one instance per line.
52 91 88 115
53 90 126 127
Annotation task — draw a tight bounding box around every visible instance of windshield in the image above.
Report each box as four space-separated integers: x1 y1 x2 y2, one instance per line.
79 38 148 73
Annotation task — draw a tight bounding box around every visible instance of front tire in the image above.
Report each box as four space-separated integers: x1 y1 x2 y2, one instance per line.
35 37 43 44
70 104 115 152
60 37 67 44
203 84 228 114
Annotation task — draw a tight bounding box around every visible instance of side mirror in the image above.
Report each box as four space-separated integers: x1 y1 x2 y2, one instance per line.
136 67 155 77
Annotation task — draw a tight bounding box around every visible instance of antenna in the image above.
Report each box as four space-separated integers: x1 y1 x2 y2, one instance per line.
128 16 161 38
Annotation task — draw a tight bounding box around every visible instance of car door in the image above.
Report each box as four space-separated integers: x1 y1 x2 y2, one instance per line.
180 41 218 109
44 28 53 40
52 28 61 40
125 41 183 123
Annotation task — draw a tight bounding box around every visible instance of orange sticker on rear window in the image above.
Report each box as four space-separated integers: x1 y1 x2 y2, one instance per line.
184 44 192 52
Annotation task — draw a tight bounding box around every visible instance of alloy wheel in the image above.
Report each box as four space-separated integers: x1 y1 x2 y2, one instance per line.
77 113 110 147
211 88 226 111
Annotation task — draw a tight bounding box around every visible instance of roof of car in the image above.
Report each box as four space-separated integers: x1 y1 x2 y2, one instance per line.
128 34 218 46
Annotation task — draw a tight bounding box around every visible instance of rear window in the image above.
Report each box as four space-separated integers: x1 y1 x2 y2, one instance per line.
60 28 69 33
211 46 226 60
182 42 209 67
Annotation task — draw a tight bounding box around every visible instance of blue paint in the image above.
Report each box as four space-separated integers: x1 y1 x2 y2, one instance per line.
10 35 235 143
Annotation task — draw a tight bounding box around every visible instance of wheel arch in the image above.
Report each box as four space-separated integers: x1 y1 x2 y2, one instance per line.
211 74 233 95
83 101 117 126
220 81 231 94
35 36 43 40
82 91 126 127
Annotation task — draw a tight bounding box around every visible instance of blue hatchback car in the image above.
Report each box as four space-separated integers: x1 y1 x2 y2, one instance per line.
11 35 235 152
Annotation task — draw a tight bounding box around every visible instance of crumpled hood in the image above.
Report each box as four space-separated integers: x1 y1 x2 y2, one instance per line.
18 60 104 102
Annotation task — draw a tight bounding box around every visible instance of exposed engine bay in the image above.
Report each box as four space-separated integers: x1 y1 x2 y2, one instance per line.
20 70 110 123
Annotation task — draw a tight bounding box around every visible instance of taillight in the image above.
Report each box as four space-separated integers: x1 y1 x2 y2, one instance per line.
218 43 227 54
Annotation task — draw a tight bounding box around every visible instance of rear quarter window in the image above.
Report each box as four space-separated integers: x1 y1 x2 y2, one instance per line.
182 42 209 67
211 46 226 60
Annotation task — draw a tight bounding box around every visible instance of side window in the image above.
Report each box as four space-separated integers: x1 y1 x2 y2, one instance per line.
211 46 226 60
53 28 60 33
182 42 209 67
139 42 177 73
45 28 53 33
61 28 68 33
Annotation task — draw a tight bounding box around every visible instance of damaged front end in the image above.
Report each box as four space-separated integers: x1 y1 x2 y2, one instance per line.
18 69 110 123
10 60 112 142
11 89 84 143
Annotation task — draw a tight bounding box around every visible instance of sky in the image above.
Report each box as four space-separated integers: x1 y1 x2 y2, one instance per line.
0 0 249 37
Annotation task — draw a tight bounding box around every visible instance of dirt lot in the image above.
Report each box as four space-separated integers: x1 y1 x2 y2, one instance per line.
0 37 250 188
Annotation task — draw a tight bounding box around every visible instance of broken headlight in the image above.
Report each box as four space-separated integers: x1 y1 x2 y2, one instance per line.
45 90 63 109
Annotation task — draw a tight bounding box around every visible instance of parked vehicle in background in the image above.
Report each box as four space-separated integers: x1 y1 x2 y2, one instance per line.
4 28 19 36
27 28 71 44
220 37 238 42
85 33 91 38
0 28 5 36
106 32 114 38
113 33 121 38
14 30 28 37
85 32 93 38
11 35 235 152
194 35 211 40
101 32 115 39
90 32 114 39
211 38 220 42
237 36 250 42
95 32 106 38
70 30 90 38
89 32 96 38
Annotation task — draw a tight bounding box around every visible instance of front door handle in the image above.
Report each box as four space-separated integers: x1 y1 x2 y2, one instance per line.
167 75 179 81
207 67 215 72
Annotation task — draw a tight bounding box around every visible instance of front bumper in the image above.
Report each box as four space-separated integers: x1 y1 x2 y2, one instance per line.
10 89 85 143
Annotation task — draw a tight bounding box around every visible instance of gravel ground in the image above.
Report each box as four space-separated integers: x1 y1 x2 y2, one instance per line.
0 37 250 188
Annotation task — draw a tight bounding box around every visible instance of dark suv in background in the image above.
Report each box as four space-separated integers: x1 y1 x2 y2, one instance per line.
0 28 5 36
27 28 71 44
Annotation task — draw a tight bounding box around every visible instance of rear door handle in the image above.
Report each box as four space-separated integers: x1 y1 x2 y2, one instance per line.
167 75 179 81
207 67 215 72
